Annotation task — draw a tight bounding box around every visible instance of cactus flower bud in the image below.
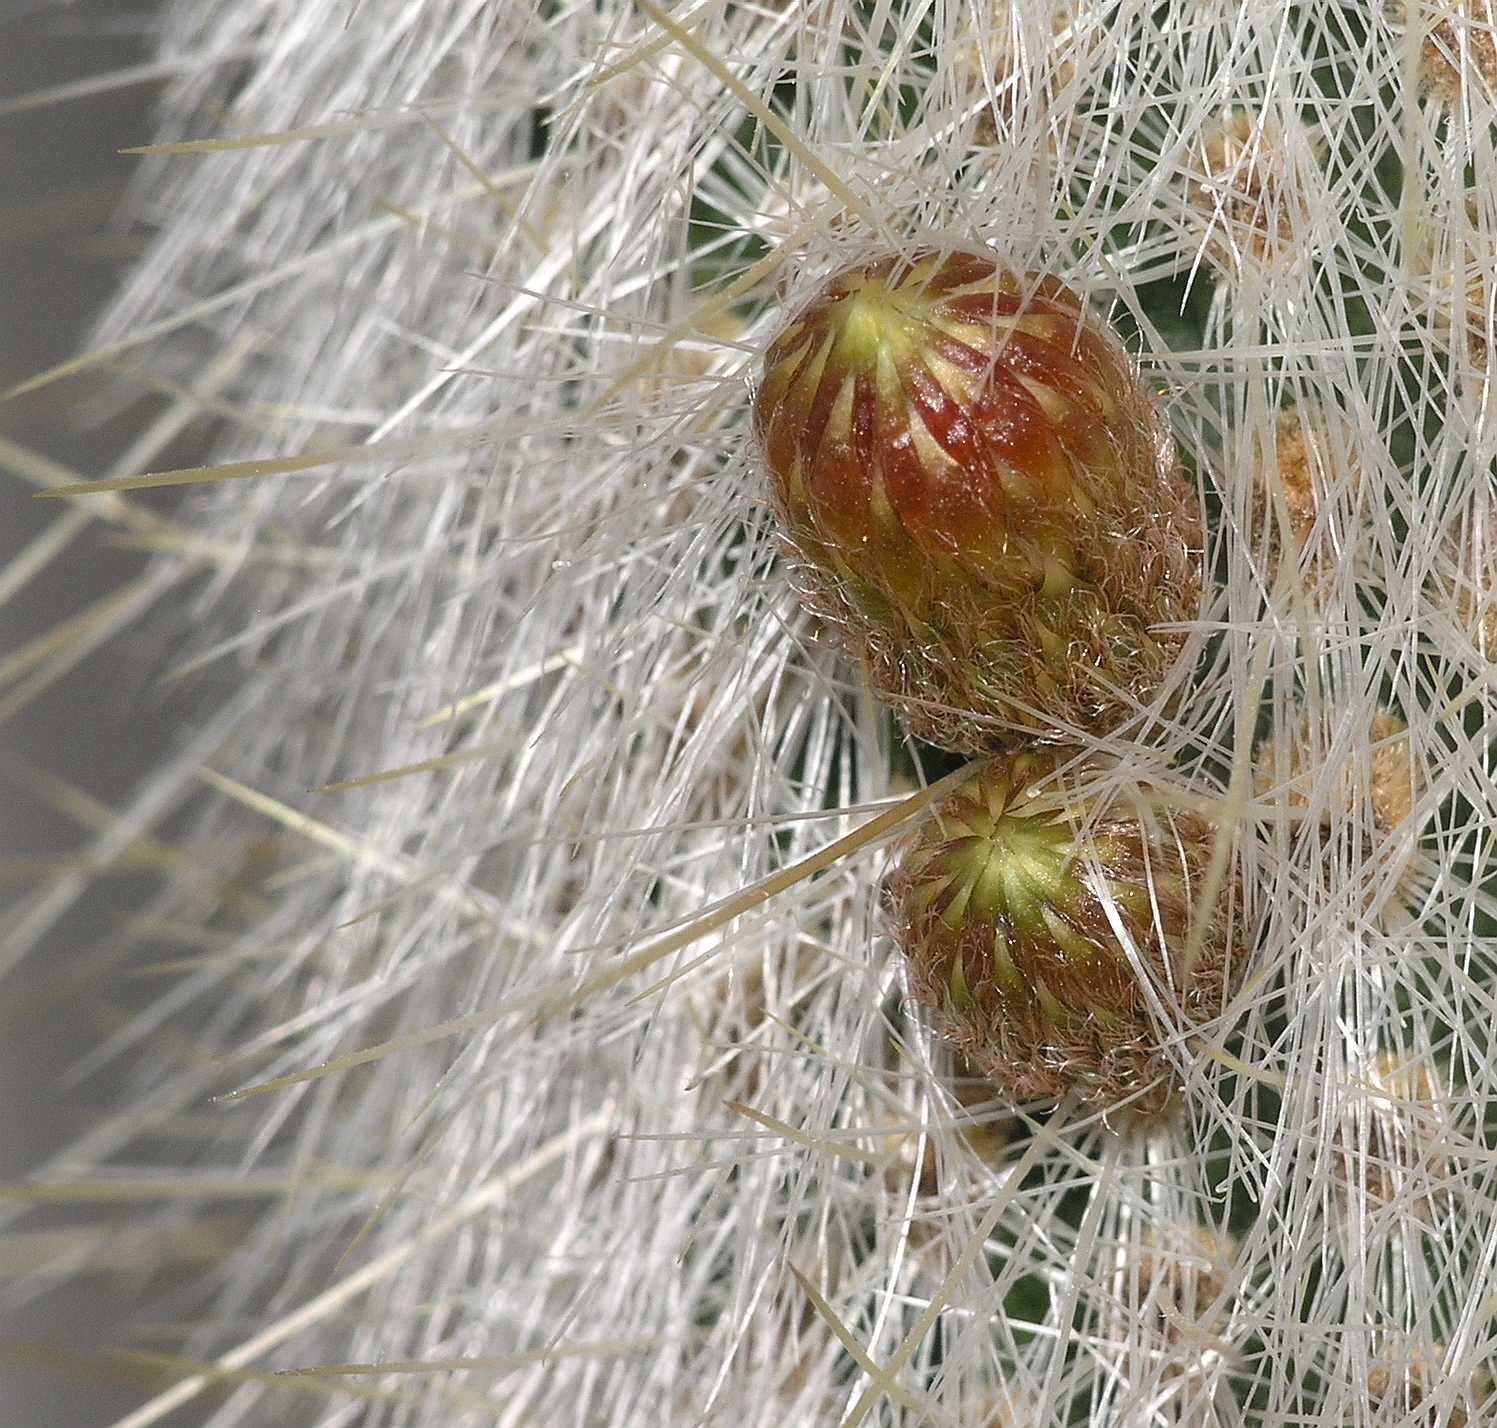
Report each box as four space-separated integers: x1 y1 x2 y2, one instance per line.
887 752 1244 1123
754 248 1202 750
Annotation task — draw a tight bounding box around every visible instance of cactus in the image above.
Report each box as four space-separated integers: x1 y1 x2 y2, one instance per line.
9 1 1497 1425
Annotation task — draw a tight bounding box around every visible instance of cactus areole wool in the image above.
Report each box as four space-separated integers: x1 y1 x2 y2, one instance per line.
753 248 1203 751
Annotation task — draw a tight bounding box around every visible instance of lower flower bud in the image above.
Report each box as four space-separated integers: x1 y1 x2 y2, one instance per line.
887 752 1247 1124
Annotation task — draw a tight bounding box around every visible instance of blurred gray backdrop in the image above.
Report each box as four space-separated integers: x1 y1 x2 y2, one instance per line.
2 3 195 1423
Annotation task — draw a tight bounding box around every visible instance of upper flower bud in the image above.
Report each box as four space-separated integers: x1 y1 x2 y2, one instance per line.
754 248 1202 750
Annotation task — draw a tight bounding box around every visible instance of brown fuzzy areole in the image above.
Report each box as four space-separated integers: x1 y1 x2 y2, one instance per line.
1254 704 1420 837
954 0 1095 148
1440 489 1497 658
1109 1224 1240 1377
1404 0 1497 110
1245 401 1364 590
887 752 1246 1125
1185 107 1326 278
1334 1054 1450 1220
1366 1342 1489 1428
754 247 1203 752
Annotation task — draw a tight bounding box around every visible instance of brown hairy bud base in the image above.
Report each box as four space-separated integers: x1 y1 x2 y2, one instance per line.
887 752 1245 1124
754 248 1202 751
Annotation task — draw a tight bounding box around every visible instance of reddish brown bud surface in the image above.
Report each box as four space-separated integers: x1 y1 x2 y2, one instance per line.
887 752 1245 1124
754 248 1202 750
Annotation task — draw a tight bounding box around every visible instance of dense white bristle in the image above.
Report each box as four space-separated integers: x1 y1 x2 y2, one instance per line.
5 1 1497 1424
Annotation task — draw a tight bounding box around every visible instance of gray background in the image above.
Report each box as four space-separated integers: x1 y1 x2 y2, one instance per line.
2 3 194 1423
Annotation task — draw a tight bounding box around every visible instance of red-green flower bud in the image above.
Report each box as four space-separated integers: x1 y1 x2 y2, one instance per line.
887 752 1245 1124
754 248 1202 750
